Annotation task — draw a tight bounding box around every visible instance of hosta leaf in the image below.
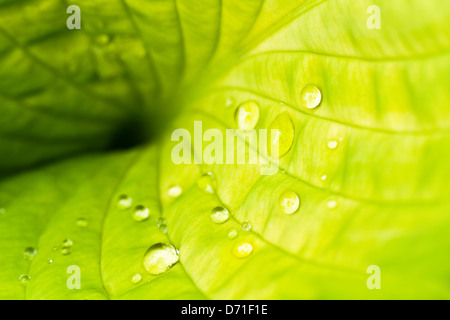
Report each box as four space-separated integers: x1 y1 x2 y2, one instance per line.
0 0 449 299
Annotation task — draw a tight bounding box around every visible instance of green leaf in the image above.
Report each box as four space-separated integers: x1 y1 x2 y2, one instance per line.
0 0 450 299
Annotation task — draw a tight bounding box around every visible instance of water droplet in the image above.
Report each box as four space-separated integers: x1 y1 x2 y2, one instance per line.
117 195 133 210
228 229 238 239
143 243 179 276
76 218 87 227
241 220 251 231
23 247 37 261
132 205 150 222
235 101 260 130
167 186 182 198
268 112 295 158
61 239 72 255
279 191 300 215
321 175 328 181
159 224 168 234
61 248 71 255
300 85 322 109
232 242 253 258
225 97 235 108
210 206 229 224
197 172 216 194
131 273 142 284
48 259 53 264
327 140 338 149
156 218 166 227
19 274 30 286
327 199 338 210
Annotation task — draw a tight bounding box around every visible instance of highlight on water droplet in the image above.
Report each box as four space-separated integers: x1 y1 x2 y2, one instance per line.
268 112 295 158
23 247 37 261
232 241 253 258
210 206 229 224
321 175 328 181
228 229 238 240
48 259 53 264
19 274 30 286
327 199 338 210
327 140 338 149
143 243 179 276
167 186 182 198
132 205 150 222
234 100 260 130
279 191 300 215
241 220 251 231
131 273 142 284
300 84 322 109
117 194 133 210
197 172 216 194
76 218 87 227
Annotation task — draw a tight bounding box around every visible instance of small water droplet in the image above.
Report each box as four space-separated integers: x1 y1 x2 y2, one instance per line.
61 239 72 255
327 199 338 210
327 140 338 149
241 220 251 231
279 191 300 215
268 112 295 158
132 205 150 222
76 218 87 227
23 247 37 261
167 186 182 198
228 229 238 239
300 85 322 109
225 97 235 108
61 248 71 255
131 273 142 284
62 239 73 248
235 101 260 130
19 274 30 286
117 195 133 210
210 206 229 224
143 243 179 276
156 217 167 227
197 172 216 194
48 259 53 264
232 242 253 258
159 224 168 234
321 175 328 181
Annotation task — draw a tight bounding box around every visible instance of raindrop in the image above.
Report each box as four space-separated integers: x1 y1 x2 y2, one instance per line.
268 112 295 158
132 205 150 222
19 274 30 286
62 239 73 248
197 172 216 194
143 243 179 276
321 175 328 181
327 140 338 149
327 199 338 210
234 101 260 130
210 206 229 224
48 259 53 264
61 239 72 256
241 220 251 231
23 247 37 261
167 186 182 198
76 218 87 227
228 229 238 240
300 85 322 109
159 224 168 234
131 273 142 284
232 242 253 258
117 195 133 210
279 191 300 215
156 218 167 227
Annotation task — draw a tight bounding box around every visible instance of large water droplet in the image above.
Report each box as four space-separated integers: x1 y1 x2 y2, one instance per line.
327 199 338 210
279 191 300 215
327 140 338 149
133 205 150 222
19 274 30 286
23 247 37 261
241 220 251 231
197 172 216 194
117 195 133 210
131 273 142 284
167 186 182 198
232 242 253 258
210 206 229 224
143 243 179 276
268 112 295 158
235 101 260 130
300 85 322 109
76 218 87 227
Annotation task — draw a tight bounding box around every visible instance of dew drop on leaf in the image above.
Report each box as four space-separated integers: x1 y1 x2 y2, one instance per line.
279 191 300 215
234 101 260 130
232 242 253 258
327 140 338 149
76 218 87 227
300 84 322 109
132 205 150 222
131 273 142 284
241 220 252 231
167 186 182 198
327 199 338 210
228 229 238 239
143 243 179 276
225 97 235 108
23 247 37 261
117 194 133 210
48 259 53 264
61 239 73 255
197 172 216 194
268 112 295 158
210 206 229 224
321 175 328 181
156 217 166 227
19 274 30 287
